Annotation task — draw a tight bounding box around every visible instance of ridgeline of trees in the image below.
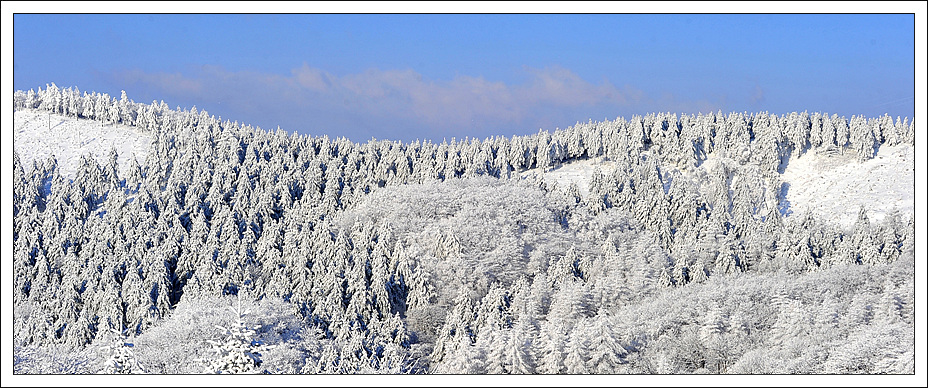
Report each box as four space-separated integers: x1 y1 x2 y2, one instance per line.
12 84 915 374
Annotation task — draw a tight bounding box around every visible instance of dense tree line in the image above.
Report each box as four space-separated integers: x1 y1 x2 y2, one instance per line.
12 85 915 373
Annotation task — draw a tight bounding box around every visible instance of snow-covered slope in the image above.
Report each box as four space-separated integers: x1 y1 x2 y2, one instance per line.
520 156 618 196
14 109 153 178
524 145 914 229
780 144 914 228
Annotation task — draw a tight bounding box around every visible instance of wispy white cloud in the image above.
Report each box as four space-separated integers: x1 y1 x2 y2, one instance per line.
522 66 624 106
293 64 331 92
750 84 766 106
109 64 656 141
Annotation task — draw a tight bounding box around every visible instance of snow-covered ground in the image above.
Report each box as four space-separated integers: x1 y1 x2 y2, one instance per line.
780 144 914 228
520 156 618 196
13 109 153 179
524 145 914 229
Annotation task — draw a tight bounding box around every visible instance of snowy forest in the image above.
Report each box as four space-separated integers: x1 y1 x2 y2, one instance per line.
12 84 915 374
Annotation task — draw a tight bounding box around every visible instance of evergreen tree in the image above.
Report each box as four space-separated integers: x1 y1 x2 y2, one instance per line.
200 296 267 374
586 314 627 373
563 323 590 374
99 328 144 374
506 312 537 374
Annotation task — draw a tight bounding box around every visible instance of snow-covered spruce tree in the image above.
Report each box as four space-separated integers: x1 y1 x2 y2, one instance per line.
849 115 878 162
586 314 628 373
98 328 144 374
199 295 269 374
563 322 591 374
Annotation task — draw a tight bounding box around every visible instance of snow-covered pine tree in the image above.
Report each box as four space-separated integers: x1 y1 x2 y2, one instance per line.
99 328 144 374
534 318 566 374
586 314 628 373
200 295 268 374
849 115 878 162
481 326 510 374
506 308 537 374
828 114 849 150
784 111 811 156
563 321 591 374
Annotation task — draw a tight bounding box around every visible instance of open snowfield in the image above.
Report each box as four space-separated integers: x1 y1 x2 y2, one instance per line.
780 144 915 228
13 109 153 178
525 145 914 230
520 156 618 196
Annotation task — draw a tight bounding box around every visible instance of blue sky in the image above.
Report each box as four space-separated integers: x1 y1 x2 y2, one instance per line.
11 10 917 142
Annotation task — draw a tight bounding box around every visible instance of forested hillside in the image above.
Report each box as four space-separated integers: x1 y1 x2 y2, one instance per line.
12 84 915 374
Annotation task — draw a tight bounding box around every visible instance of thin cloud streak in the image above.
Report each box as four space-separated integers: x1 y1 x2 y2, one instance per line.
750 84 766 106
110 64 658 141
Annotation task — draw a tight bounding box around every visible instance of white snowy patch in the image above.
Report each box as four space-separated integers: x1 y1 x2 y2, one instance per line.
13 109 153 179
523 143 914 230
520 156 618 196
779 144 914 228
